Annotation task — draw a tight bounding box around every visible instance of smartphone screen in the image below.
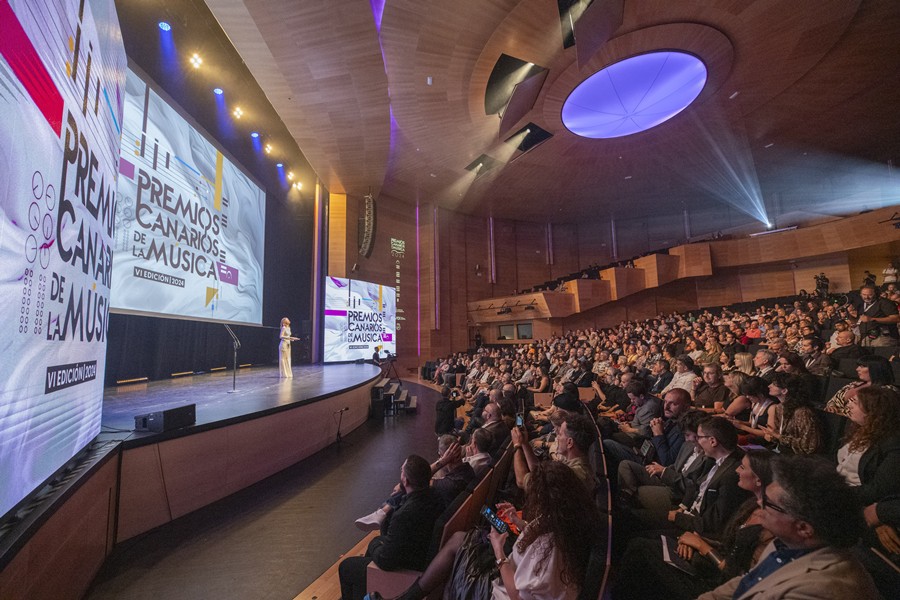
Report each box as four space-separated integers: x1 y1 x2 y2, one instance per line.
515 414 524 427
480 505 509 534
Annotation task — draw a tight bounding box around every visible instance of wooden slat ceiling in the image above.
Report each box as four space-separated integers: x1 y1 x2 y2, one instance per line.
193 0 899 222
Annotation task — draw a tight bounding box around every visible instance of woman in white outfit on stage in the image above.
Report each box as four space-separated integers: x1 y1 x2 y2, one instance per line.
279 317 295 378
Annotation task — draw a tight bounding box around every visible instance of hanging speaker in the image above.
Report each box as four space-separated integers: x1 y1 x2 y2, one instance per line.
359 193 376 258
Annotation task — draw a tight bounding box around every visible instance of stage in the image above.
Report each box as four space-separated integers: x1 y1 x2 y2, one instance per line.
101 363 383 447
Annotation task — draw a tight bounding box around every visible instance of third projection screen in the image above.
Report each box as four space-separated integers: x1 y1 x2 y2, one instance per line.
324 277 396 362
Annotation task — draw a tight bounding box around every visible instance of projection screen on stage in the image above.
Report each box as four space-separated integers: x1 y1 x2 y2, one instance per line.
0 0 126 520
323 277 397 362
109 68 266 325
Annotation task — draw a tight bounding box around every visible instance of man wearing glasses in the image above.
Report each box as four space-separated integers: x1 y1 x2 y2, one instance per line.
698 455 877 599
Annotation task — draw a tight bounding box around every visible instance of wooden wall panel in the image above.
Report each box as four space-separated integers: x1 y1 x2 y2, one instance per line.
117 382 375 542
847 241 900 291
576 219 613 272
551 223 580 280
696 273 743 308
448 211 470 350
738 264 795 301
657 279 700 315
465 214 492 302
515 221 550 291
624 290 659 322
570 279 612 313
791 254 851 295
669 243 713 278
327 193 348 278
635 254 680 287
0 455 118 600
709 207 900 269
601 267 647 300
493 219 519 296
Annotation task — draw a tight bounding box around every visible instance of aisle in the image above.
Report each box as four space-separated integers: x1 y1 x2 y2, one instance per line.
85 380 439 600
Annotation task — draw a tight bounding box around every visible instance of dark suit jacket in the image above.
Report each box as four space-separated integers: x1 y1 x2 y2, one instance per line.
674 450 751 539
858 434 900 510
370 488 444 571
482 420 511 459
649 371 674 395
650 419 684 467
659 445 712 499
829 344 864 363
804 352 834 376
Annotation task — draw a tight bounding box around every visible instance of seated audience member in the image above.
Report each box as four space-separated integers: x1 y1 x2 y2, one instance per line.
648 358 674 396
370 461 601 600
760 373 823 455
827 329 864 362
691 364 732 412
666 417 751 539
753 349 777 382
719 370 750 419
340 455 445 600
613 450 775 600
731 376 777 440
512 413 597 492
838 386 900 552
593 371 634 415
431 435 476 508
618 409 709 513
603 388 689 471
731 351 755 375
434 386 465 436
526 364 550 394
661 355 697 395
696 456 878 600
799 334 833 376
855 283 900 347
479 401 512 459
600 381 661 459
463 428 493 478
825 355 898 416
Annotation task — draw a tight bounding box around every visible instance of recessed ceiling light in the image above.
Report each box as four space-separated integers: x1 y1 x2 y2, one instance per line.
729 91 740 99
764 143 774 148
158 22 171 32
624 175 632 180
429 173 436 178
426 76 433 86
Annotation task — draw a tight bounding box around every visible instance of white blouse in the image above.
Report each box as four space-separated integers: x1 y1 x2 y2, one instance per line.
492 532 577 600
836 443 865 487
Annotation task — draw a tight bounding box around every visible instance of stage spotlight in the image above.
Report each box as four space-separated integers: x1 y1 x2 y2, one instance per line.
158 22 171 32
264 144 272 154
293 182 303 191
233 106 243 119
250 132 259 138
276 163 283 168
189 53 202 69
287 171 295 181
213 87 223 95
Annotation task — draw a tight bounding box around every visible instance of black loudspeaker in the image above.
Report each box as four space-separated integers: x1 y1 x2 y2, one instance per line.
134 404 196 433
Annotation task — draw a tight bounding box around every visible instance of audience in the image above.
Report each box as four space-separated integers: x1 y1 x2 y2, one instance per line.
825 355 897 416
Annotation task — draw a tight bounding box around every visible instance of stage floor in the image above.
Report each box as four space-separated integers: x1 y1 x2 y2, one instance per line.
100 363 382 445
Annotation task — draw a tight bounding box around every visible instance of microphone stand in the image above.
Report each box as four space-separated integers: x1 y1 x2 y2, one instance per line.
334 407 350 446
224 325 241 393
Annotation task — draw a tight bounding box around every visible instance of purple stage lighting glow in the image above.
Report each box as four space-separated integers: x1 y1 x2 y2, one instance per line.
213 87 223 95
562 51 707 139
158 22 171 32
250 132 259 138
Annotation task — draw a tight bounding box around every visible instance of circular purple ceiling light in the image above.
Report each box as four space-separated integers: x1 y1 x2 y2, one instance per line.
562 51 707 139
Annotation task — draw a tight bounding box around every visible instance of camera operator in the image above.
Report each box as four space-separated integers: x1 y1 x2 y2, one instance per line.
435 386 465 435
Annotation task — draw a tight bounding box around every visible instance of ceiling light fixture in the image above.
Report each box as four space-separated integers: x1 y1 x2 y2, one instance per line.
158 22 171 32
233 106 243 119
264 144 272 154
276 163 283 168
764 143 774 148
189 53 202 69
213 87 223 95
287 171 295 181
250 132 259 138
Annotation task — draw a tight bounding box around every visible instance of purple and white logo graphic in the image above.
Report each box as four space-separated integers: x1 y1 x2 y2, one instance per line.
217 262 239 285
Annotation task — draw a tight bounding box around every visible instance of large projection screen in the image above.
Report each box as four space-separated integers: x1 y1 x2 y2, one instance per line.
323 277 396 362
0 0 126 520
110 67 266 325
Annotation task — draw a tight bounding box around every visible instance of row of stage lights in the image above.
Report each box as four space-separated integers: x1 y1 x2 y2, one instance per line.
159 21 303 193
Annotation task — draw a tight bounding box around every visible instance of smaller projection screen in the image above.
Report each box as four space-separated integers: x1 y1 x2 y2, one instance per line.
323 277 396 362
110 67 266 325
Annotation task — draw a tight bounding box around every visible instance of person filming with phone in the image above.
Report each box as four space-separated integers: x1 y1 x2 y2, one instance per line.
366 461 602 600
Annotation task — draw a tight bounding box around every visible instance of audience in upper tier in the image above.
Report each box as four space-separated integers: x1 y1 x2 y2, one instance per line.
357 285 899 599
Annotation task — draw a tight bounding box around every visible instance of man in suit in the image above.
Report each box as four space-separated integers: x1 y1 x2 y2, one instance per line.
753 349 778 382
618 409 710 513
339 455 444 600
667 416 751 539
647 359 674 396
827 329 864 363
800 335 833 376
698 456 878 599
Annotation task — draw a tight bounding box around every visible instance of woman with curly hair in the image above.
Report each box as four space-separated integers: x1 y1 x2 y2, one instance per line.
760 373 823 455
371 460 601 600
837 386 900 555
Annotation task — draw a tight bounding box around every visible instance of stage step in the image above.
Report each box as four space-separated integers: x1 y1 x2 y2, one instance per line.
406 395 417 412
394 389 409 410
384 383 400 399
